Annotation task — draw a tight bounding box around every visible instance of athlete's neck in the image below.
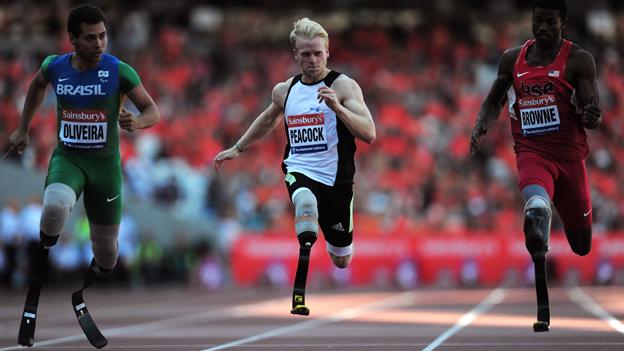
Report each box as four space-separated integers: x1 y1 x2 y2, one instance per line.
301 68 330 84
71 53 100 71
534 38 563 57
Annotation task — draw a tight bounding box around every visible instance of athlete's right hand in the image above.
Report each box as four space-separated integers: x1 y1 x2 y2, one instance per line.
469 126 486 157
5 128 29 159
213 147 241 174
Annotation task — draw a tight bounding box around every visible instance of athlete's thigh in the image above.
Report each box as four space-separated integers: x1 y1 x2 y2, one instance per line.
318 183 354 248
45 149 85 197
284 172 321 204
83 158 123 225
516 152 557 199
552 160 592 230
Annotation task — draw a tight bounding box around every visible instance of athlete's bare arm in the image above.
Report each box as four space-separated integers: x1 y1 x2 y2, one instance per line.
567 46 602 129
318 76 375 144
213 80 290 173
5 70 49 158
119 84 161 132
470 47 519 157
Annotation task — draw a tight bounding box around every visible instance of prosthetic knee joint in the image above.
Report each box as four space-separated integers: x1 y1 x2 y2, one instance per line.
523 196 552 261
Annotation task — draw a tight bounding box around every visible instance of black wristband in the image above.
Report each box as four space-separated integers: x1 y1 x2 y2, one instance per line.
235 141 246 153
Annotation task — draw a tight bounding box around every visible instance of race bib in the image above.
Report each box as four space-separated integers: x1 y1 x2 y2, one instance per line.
518 94 561 136
287 113 327 154
59 109 108 149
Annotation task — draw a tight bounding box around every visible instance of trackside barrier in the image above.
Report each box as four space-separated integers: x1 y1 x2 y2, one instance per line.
230 232 624 287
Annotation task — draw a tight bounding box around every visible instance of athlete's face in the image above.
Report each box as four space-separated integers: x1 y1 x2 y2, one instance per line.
70 22 107 64
532 7 566 46
293 36 329 82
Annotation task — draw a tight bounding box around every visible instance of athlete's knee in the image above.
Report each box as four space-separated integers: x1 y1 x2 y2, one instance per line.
327 243 353 269
40 183 76 238
523 196 552 260
565 227 592 256
293 188 318 236
572 245 591 257
90 223 120 270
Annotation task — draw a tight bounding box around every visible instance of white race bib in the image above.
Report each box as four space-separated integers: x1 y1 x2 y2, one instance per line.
518 94 561 136
287 113 327 154
59 109 108 149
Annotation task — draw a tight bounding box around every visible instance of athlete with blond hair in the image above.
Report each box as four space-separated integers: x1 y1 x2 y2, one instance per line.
214 17 375 315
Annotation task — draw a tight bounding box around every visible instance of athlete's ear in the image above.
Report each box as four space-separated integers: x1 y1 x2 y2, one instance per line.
561 16 568 32
69 33 77 46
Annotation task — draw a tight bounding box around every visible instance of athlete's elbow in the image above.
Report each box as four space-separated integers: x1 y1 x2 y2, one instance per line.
148 106 161 126
365 129 376 144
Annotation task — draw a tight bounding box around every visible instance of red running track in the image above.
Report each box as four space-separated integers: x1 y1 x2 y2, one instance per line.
0 285 623 350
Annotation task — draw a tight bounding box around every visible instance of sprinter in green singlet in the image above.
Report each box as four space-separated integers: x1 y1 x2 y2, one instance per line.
5 3 160 279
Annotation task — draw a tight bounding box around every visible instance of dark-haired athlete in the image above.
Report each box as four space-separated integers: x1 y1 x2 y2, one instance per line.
470 0 601 332
6 4 160 347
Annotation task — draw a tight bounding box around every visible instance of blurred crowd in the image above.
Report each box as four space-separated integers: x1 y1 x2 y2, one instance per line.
0 197 220 290
1 0 624 279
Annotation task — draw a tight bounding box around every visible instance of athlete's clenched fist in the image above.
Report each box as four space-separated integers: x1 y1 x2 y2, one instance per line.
119 108 138 132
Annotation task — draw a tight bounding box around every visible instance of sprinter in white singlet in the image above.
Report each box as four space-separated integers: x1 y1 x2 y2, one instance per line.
214 17 375 269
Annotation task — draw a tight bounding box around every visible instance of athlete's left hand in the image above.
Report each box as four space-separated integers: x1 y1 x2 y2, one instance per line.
318 86 340 112
582 94 602 129
119 108 138 132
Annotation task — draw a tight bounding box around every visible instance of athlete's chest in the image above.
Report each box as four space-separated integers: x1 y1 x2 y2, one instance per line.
286 84 335 118
52 66 119 105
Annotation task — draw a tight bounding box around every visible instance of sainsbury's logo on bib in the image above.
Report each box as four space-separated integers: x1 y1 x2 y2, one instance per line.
287 113 327 154
62 110 107 122
518 94 560 136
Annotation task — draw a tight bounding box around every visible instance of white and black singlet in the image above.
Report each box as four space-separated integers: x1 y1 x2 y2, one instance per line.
282 70 356 186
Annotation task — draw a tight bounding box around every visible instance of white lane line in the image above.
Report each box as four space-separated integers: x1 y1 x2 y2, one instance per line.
422 287 507 351
569 286 624 334
0 297 285 351
201 291 417 351
9 341 624 349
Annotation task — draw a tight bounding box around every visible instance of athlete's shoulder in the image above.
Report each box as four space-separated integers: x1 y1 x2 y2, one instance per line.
501 46 522 63
568 42 595 62
40 54 68 81
332 74 358 88
498 46 523 74
567 43 596 77
102 53 121 63
274 78 292 95
272 78 293 108
42 53 69 70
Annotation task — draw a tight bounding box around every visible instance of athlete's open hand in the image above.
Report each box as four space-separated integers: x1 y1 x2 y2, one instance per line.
318 86 340 112
213 147 241 174
119 108 138 132
5 128 29 159
582 94 602 129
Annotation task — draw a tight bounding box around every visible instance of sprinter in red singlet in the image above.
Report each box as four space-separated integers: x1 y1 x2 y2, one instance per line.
470 0 602 332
